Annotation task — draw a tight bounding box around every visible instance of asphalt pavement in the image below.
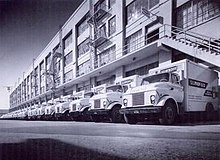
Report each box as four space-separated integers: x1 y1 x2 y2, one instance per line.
0 120 219 160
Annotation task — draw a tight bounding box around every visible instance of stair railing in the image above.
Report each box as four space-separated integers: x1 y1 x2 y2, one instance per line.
162 24 220 55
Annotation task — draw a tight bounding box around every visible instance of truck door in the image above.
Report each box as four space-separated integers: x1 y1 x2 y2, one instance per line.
169 73 184 103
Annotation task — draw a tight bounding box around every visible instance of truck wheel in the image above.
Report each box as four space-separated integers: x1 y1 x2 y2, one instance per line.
206 104 214 121
111 107 124 123
81 109 91 122
159 101 177 125
124 114 137 124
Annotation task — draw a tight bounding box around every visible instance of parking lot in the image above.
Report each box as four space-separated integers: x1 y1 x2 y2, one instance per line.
0 120 219 160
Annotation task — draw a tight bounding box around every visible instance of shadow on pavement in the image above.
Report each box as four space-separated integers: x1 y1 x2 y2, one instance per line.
0 138 128 160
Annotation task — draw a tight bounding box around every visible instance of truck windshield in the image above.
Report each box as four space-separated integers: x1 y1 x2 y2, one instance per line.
84 92 94 98
141 73 170 85
106 85 128 93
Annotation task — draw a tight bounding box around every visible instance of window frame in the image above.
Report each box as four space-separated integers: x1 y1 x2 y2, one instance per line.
108 16 116 37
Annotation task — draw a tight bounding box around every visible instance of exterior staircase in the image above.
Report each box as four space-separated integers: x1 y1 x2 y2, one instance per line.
160 24 220 70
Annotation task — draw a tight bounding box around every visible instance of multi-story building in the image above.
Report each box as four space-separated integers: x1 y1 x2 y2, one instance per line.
9 0 220 112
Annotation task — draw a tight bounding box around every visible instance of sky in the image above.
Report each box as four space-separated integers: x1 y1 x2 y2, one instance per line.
0 0 83 109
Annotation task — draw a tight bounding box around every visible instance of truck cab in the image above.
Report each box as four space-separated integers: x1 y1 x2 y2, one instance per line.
31 104 40 120
27 105 36 120
55 96 72 120
89 75 142 123
120 72 183 124
36 102 47 120
44 100 57 120
18 108 28 120
69 91 94 121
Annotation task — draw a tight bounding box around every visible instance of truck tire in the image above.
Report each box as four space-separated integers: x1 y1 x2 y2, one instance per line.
124 114 137 124
159 101 177 125
206 103 214 121
81 108 91 122
111 107 124 123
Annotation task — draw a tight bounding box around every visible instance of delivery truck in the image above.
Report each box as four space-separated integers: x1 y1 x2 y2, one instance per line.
89 75 143 122
120 59 219 125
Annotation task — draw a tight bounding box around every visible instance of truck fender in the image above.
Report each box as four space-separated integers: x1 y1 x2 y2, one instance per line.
62 109 70 114
107 101 122 110
156 96 180 114
80 106 90 112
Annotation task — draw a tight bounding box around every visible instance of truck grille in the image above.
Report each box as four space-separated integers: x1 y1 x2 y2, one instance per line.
132 92 144 106
72 104 76 111
94 99 101 108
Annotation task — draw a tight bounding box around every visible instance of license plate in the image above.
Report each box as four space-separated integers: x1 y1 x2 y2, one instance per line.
94 112 97 114
134 111 139 114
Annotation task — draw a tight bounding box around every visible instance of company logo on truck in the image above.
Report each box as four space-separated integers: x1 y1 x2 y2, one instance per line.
160 66 177 73
188 78 208 89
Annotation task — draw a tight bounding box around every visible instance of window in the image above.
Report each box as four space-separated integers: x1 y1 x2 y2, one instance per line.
149 0 159 9
64 70 73 83
125 30 142 54
125 61 158 77
54 60 60 73
97 75 115 86
64 51 73 66
40 86 45 94
46 53 51 69
171 74 179 84
40 62 44 71
95 0 106 13
177 0 220 29
63 32 72 49
109 0 116 9
99 45 116 66
95 24 107 40
55 77 61 87
77 13 89 37
146 28 159 44
126 0 159 24
77 38 90 57
108 16 116 36
77 60 91 76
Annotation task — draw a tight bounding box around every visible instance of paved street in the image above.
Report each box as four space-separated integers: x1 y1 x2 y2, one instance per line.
0 120 219 160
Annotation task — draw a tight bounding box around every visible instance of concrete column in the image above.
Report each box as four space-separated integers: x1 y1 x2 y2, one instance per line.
89 0 95 70
115 66 124 82
90 77 97 88
44 57 47 93
158 49 172 67
60 28 65 85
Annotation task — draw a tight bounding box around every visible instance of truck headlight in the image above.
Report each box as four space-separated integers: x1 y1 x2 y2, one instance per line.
150 95 156 104
103 101 107 107
123 98 128 106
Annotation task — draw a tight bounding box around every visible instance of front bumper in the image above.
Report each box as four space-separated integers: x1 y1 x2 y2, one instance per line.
36 115 44 119
55 113 64 118
69 111 80 117
44 114 54 119
88 109 110 115
119 106 162 115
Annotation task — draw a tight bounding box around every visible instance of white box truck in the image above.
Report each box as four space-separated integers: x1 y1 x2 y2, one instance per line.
120 59 219 125
88 75 143 123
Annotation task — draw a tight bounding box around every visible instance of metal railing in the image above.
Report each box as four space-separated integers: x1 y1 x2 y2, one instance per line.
162 24 220 55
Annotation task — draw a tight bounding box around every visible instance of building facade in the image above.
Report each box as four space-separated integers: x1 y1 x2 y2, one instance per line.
9 0 220 112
